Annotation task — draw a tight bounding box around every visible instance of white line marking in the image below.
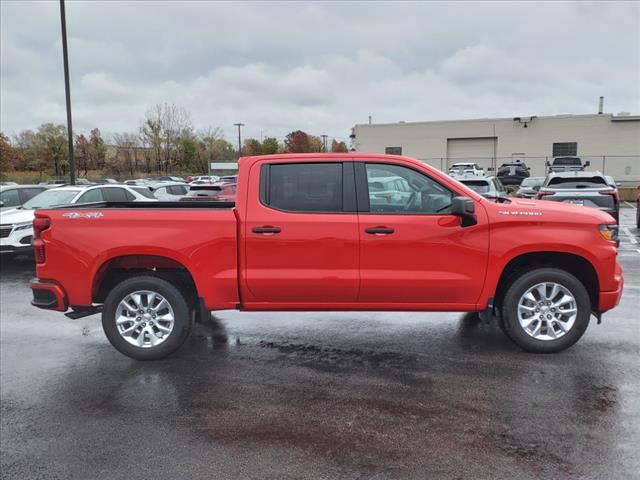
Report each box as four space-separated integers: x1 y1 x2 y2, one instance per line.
621 225 638 244
624 201 637 209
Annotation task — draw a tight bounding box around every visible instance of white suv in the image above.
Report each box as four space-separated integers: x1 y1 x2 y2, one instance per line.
448 162 485 178
0 185 156 257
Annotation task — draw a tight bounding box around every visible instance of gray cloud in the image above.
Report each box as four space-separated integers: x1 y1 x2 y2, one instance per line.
1 1 638 143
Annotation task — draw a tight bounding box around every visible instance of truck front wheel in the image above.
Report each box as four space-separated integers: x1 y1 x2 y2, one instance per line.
501 268 591 353
102 276 192 360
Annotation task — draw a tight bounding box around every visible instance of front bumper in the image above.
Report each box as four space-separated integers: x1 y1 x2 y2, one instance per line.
598 263 624 313
0 226 34 254
30 278 68 311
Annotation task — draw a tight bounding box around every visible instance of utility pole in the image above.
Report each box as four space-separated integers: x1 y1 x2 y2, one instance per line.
59 0 75 184
234 123 244 157
321 134 328 152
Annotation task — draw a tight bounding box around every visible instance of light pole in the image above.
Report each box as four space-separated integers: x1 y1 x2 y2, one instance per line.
321 134 328 152
234 123 244 157
59 0 75 184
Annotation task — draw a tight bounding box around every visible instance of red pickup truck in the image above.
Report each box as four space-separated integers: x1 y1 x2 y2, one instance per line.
29 153 623 360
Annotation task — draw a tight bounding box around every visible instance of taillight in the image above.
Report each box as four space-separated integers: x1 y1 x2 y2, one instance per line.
33 239 46 264
33 216 51 240
537 190 554 199
32 216 50 264
601 189 620 203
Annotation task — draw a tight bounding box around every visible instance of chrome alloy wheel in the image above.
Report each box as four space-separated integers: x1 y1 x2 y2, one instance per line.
517 282 578 341
115 290 175 348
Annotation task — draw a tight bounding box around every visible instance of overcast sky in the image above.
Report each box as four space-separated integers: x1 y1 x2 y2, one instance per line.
1 1 639 143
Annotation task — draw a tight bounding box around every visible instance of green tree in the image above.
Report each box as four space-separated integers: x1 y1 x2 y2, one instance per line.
36 123 68 176
261 137 280 155
243 138 262 156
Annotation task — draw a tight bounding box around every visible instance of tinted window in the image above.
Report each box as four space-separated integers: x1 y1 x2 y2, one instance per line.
461 180 490 194
547 176 607 189
553 157 581 166
365 163 453 214
77 188 104 203
21 188 47 202
104 188 134 202
167 185 188 195
0 189 21 207
132 187 156 199
267 163 343 212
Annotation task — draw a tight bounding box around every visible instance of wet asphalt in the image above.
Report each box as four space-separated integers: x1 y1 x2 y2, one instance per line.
1 208 639 480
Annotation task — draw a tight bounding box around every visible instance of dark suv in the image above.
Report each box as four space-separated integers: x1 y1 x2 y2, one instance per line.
496 162 530 186
537 171 619 222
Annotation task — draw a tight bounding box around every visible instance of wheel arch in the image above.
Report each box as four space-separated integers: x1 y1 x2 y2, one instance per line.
92 254 199 308
494 251 599 312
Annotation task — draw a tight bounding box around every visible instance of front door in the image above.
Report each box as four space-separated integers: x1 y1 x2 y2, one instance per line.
357 162 489 307
243 161 360 305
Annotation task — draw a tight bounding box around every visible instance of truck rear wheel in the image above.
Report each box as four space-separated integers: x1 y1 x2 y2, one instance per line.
102 276 191 360
501 268 591 353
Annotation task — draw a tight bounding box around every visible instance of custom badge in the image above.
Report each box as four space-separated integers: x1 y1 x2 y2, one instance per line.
62 212 104 219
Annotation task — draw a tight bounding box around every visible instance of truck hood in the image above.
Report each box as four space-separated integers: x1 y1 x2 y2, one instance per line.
0 208 35 226
483 197 615 224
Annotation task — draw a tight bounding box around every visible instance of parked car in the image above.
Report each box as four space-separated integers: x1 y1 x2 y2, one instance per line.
0 185 157 257
448 162 484 177
0 181 18 186
95 178 119 185
28 153 621 360
537 171 619 222
188 175 220 184
546 156 590 174
124 179 151 186
39 180 67 186
151 182 190 201
180 183 236 202
457 175 510 201
516 177 545 198
496 161 530 186
0 185 50 213
157 176 186 183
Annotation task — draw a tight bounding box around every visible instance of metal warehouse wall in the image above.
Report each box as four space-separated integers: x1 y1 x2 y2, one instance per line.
352 114 640 183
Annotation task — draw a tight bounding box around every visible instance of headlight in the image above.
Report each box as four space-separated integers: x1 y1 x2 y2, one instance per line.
599 224 619 245
13 223 33 232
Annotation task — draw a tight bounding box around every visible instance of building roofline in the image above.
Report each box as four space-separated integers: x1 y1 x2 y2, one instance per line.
353 112 639 128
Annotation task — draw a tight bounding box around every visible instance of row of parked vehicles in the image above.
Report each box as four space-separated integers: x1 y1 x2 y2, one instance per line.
446 158 622 224
0 175 238 257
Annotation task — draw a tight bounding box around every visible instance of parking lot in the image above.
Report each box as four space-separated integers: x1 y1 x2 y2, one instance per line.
0 206 637 479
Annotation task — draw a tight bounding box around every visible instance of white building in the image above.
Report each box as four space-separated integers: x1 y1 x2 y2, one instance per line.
352 113 640 183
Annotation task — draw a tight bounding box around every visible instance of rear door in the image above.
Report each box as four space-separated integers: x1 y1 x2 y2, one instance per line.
357 161 489 307
243 161 360 304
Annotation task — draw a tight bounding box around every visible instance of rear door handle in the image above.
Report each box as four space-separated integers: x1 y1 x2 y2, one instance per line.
365 227 394 235
252 226 281 234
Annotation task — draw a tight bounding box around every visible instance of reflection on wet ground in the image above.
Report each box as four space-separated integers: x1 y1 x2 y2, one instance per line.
1 209 639 479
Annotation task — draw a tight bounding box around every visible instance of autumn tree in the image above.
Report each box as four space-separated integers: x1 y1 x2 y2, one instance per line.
74 134 91 177
0 133 17 175
308 135 323 153
261 137 280 155
284 130 311 153
140 103 193 173
112 132 141 175
243 138 262 156
331 139 349 153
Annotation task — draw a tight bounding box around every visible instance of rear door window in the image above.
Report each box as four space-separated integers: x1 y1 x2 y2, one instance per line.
76 188 104 203
265 163 343 212
132 187 156 199
0 189 21 207
104 188 135 202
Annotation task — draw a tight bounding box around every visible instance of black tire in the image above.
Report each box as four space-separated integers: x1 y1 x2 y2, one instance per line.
102 275 192 360
501 268 591 353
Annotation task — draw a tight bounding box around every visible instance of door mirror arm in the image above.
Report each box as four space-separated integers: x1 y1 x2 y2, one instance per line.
451 196 477 227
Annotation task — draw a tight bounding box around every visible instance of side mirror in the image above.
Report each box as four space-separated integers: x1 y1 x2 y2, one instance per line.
451 196 477 227
487 167 494 172
527 167 531 171
545 160 550 166
585 161 590 167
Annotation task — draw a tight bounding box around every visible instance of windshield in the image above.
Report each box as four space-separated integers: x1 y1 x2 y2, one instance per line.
21 189 80 209
460 180 490 193
553 157 581 166
520 177 544 188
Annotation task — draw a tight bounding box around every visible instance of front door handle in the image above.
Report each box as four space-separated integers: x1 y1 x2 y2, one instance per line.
365 227 394 235
252 226 281 234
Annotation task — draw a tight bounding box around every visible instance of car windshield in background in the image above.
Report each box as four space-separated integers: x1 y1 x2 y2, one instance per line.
553 157 581 165
521 177 544 188
546 177 607 189
21 190 80 209
461 181 490 193
132 187 156 199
